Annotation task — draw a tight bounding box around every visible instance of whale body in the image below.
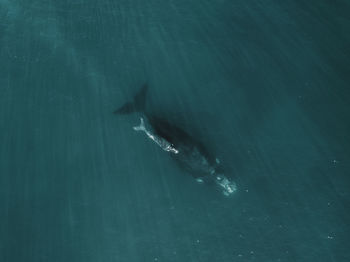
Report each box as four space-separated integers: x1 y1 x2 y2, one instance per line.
114 84 236 196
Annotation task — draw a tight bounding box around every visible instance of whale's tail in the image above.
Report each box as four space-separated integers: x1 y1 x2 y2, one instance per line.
133 117 146 132
114 84 148 115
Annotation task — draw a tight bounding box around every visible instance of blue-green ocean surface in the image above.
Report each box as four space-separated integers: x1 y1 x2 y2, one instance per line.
1 0 349 261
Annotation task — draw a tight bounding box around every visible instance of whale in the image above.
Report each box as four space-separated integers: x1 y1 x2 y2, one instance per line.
114 84 236 196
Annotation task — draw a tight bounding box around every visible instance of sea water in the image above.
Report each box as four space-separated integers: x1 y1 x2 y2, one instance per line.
0 0 349 261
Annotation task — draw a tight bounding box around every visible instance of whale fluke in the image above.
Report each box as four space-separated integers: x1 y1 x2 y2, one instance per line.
114 84 148 115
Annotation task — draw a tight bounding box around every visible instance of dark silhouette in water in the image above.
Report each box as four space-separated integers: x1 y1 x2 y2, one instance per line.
114 84 236 195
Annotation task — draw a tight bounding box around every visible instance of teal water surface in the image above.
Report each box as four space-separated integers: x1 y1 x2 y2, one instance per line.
1 0 349 261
